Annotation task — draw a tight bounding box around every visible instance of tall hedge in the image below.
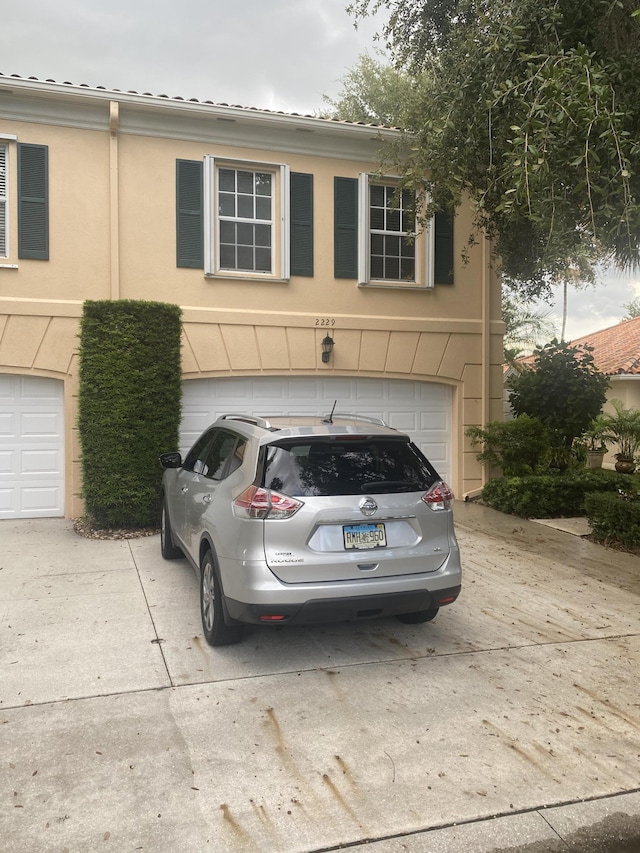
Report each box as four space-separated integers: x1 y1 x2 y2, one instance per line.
78 300 182 528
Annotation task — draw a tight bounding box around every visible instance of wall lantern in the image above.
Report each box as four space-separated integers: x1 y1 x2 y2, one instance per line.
321 334 334 363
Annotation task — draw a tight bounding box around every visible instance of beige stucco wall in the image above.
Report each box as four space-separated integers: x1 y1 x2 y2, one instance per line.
0 86 504 517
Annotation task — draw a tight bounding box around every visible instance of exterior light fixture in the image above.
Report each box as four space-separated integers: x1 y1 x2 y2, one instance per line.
321 334 334 363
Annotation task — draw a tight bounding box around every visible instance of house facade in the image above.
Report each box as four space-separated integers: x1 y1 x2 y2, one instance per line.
0 74 503 519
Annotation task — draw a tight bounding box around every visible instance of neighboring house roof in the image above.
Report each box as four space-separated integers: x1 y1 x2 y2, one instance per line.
517 317 640 376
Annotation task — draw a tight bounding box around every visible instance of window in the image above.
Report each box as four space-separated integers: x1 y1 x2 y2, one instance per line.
369 184 415 282
262 438 438 497
0 145 7 257
218 167 273 273
204 157 289 280
358 174 431 288
334 174 454 287
177 160 313 279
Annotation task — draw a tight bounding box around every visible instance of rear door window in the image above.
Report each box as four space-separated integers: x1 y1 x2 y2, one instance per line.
262 439 439 496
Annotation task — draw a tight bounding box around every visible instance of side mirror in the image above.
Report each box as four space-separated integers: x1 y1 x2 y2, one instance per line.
159 452 182 469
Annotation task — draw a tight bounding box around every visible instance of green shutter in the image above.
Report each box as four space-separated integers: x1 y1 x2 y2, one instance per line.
290 172 314 276
176 159 203 269
434 209 454 285
334 177 358 279
18 143 49 260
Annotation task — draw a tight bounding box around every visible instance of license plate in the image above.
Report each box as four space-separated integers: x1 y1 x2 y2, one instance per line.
343 523 387 550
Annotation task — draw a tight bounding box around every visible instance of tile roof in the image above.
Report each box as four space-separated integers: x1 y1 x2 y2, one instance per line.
0 71 397 130
568 316 640 375
518 317 640 375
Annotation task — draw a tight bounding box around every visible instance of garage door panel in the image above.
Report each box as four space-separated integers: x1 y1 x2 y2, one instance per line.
21 411 62 437
20 448 62 475
0 413 14 435
0 375 65 518
180 376 452 484
0 450 13 473
20 486 62 514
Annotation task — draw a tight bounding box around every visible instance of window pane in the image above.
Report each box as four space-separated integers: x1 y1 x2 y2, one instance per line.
401 257 415 280
237 195 253 219
219 193 235 217
370 254 384 279
254 223 271 247
237 170 254 194
219 220 235 243
255 173 272 196
370 207 385 231
237 245 254 270
370 185 385 207
256 196 271 221
255 247 271 271
219 244 236 268
387 207 401 232
237 222 254 245
385 235 400 257
219 169 235 192
386 257 400 279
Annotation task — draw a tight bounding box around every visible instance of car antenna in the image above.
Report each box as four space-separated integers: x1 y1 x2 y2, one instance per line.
323 400 337 424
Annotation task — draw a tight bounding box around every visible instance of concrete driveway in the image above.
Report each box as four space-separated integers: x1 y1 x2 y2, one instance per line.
1 502 639 852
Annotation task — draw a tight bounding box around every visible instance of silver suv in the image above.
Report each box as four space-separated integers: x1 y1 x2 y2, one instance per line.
160 413 462 646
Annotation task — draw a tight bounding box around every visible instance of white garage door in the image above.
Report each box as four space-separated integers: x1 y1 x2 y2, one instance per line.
0 375 65 519
181 376 452 483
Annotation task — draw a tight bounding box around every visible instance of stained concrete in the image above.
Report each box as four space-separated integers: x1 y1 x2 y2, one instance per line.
1 504 639 852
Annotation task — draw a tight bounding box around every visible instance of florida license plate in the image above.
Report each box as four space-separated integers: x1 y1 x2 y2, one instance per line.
343 523 387 550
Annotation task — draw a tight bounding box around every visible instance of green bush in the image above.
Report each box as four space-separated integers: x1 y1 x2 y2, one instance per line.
585 491 640 550
466 415 552 476
481 470 632 518
509 339 609 447
78 300 182 528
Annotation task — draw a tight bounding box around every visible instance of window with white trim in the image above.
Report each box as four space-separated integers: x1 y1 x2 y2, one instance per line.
357 173 434 289
204 157 290 280
0 145 7 258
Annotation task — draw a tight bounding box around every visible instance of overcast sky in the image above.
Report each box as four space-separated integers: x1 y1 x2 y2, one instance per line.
3 0 638 340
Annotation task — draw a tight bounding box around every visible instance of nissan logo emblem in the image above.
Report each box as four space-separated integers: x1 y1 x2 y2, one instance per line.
359 497 378 517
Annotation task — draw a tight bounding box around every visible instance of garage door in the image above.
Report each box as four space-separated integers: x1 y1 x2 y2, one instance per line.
181 376 452 483
0 375 65 519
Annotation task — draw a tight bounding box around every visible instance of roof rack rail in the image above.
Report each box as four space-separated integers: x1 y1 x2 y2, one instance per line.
322 412 388 427
220 414 273 429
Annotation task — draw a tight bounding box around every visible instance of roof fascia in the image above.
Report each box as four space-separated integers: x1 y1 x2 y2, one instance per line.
0 75 399 161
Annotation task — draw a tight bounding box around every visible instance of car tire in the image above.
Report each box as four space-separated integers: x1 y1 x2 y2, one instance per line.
160 499 183 560
200 550 243 647
396 607 439 624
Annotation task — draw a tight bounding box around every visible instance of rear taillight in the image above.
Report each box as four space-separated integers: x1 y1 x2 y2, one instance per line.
421 481 454 511
233 486 303 519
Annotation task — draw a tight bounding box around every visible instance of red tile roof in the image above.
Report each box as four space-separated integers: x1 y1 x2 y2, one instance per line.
519 317 640 375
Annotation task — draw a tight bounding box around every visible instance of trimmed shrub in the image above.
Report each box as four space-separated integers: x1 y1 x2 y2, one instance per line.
78 300 182 528
466 415 552 476
585 491 640 551
481 470 633 518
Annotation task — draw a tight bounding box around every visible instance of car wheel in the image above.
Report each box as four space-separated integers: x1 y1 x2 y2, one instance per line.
200 550 243 646
396 607 439 625
160 499 183 560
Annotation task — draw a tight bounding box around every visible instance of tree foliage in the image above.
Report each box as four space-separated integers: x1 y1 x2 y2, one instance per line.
502 291 556 363
321 52 420 127
509 339 609 446
348 0 640 298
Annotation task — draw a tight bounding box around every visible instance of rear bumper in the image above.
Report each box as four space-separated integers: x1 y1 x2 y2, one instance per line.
225 585 461 626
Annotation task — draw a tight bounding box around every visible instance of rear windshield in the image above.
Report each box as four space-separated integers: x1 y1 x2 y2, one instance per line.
261 439 439 497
